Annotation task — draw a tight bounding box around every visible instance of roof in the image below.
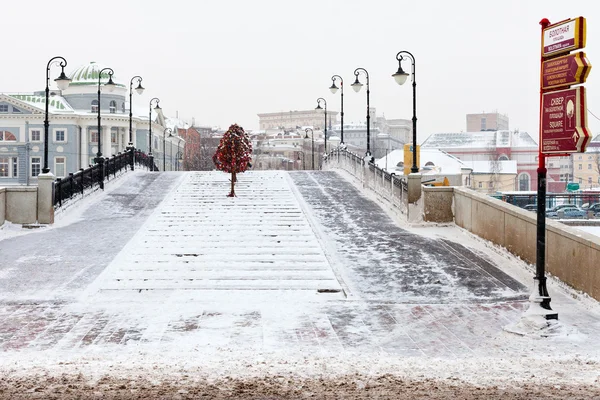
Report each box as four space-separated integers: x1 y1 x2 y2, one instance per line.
7 94 74 113
68 61 125 88
421 130 537 148
375 148 470 175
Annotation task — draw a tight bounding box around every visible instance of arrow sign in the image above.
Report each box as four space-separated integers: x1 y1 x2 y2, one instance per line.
541 86 591 154
542 52 592 89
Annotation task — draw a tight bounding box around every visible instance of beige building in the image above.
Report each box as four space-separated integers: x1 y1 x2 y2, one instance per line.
572 149 600 188
258 109 338 131
466 112 509 132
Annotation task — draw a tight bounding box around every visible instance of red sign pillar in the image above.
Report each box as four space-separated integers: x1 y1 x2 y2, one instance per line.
535 18 558 320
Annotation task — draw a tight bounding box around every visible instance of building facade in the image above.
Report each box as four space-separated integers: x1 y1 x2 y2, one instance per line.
257 109 339 131
466 112 509 132
0 61 179 185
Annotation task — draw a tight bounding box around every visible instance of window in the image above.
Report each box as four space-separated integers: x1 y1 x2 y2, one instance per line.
109 100 117 114
55 157 66 178
54 129 66 142
0 131 17 141
12 107 21 113
121 103 125 113
91 100 98 113
111 129 117 143
0 105 8 113
478 182 483 188
481 118 486 131
90 130 99 143
579 164 583 170
519 173 530 191
31 157 41 177
589 177 593 184
0 158 9 177
588 164 592 170
498 155 509 161
30 129 41 142
12 157 17 177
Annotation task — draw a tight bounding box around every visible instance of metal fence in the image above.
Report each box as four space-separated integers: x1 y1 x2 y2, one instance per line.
54 150 155 208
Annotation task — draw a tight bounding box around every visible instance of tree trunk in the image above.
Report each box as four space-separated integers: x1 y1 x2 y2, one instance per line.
228 171 236 197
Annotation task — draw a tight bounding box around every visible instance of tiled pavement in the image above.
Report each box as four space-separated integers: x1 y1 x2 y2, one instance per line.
1 170 599 362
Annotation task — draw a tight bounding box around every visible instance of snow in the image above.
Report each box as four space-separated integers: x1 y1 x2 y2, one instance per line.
572 225 600 238
1 169 600 392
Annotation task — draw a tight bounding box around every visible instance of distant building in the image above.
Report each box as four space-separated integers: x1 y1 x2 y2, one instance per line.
466 112 509 132
572 135 600 188
257 109 338 131
421 130 564 192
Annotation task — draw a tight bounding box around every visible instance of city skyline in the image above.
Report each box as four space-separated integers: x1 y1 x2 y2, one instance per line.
2 0 598 142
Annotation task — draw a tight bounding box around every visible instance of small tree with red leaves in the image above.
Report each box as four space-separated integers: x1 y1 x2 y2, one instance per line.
213 124 253 197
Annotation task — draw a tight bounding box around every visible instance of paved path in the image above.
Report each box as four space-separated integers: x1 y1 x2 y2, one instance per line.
1 170 600 397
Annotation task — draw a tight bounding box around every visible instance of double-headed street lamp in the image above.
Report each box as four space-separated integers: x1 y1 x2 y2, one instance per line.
329 75 344 146
148 97 161 171
315 97 327 153
163 127 172 171
304 128 315 170
43 56 71 174
351 67 371 158
392 51 418 173
96 67 116 189
128 76 144 170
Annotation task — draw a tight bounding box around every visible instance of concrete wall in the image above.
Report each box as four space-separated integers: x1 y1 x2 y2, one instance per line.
0 188 5 225
5 187 38 224
423 187 454 223
453 187 600 301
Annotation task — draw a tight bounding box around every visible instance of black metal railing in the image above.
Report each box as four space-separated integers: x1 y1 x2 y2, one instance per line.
54 149 154 208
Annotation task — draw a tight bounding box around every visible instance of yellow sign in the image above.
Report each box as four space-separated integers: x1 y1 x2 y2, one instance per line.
403 144 420 175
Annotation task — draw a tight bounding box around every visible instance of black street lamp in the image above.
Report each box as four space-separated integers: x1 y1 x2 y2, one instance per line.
315 97 327 153
128 76 144 171
148 97 161 171
304 128 315 170
43 56 71 174
329 75 344 146
163 127 172 171
96 67 116 189
351 67 371 158
393 51 418 173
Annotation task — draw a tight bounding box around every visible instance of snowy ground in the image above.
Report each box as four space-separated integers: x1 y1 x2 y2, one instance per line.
1 170 600 399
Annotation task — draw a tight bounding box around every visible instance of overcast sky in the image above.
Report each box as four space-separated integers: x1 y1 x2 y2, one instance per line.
3 0 599 142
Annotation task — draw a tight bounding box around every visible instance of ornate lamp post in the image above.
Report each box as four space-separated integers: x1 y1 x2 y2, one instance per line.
351 67 371 158
163 127 172 171
128 76 144 170
315 97 327 153
304 128 315 170
329 75 344 145
96 67 116 189
43 57 71 174
148 97 161 171
392 51 418 173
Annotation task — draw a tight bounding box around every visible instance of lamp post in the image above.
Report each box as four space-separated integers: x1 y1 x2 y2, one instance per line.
316 97 327 153
351 67 371 158
163 127 172 171
128 76 144 171
43 57 71 174
148 97 161 171
329 75 344 146
96 67 116 189
392 51 418 173
304 128 314 170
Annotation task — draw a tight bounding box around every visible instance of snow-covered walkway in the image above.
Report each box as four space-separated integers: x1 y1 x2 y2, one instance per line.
1 170 600 398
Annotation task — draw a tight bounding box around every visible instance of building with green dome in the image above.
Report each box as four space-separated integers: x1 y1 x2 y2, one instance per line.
0 61 177 185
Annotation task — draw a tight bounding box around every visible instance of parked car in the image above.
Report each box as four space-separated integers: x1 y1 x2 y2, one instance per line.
546 204 578 213
522 204 537 212
547 207 587 219
583 203 600 216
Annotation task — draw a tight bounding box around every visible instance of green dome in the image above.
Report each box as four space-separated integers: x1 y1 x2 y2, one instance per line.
68 61 125 87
